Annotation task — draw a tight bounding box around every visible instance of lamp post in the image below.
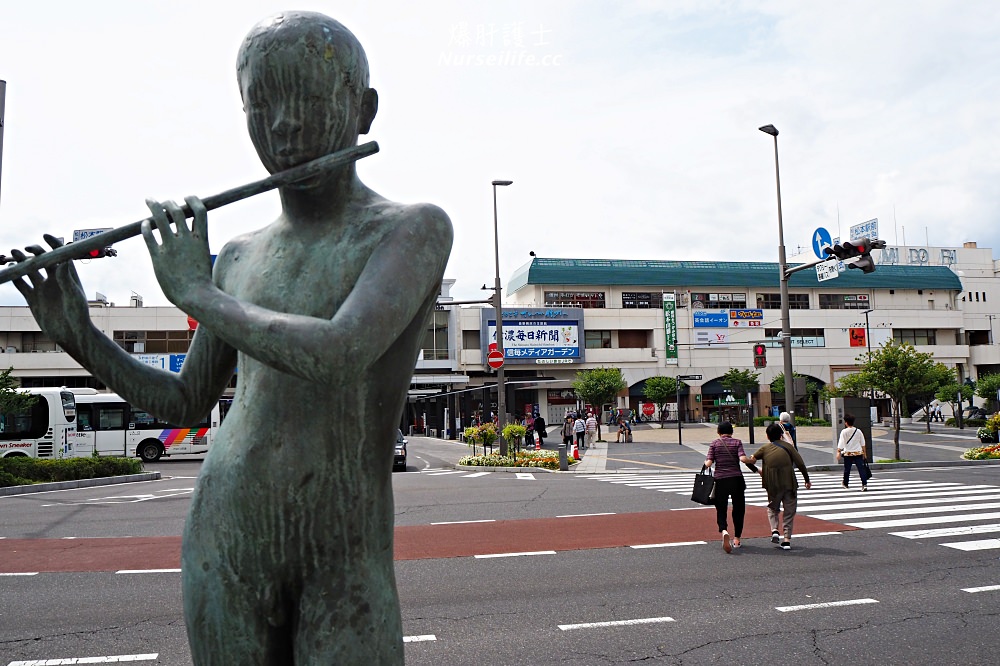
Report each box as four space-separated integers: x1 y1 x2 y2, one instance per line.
861 309 874 363
491 179 513 434
759 124 795 420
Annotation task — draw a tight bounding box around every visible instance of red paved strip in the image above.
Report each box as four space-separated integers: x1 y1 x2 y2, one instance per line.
394 507 854 560
0 509 855 573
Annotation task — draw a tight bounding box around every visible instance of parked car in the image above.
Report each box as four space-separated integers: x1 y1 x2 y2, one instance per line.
393 429 407 471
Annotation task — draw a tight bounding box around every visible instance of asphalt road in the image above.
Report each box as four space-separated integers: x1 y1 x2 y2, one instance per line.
2 435 1000 665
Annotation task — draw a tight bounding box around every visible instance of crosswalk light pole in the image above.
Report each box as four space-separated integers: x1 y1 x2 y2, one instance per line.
759 124 795 420
491 180 513 436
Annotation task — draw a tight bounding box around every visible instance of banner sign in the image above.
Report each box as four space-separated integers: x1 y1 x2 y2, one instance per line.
695 330 729 348
482 307 584 363
693 311 729 328
728 309 764 328
850 218 879 241
663 293 678 365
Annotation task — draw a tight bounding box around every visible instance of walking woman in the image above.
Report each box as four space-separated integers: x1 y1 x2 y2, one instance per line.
746 424 812 550
836 413 869 490
704 422 757 553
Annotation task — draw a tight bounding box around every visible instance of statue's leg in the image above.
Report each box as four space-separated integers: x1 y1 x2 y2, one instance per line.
293 570 404 665
182 524 293 664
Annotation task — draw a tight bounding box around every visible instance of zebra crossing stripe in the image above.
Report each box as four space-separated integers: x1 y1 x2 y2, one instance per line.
889 523 1000 539
790 494 1000 514
463 472 491 478
940 539 1000 551
813 501 1000 521
846 511 1000 529
962 585 1000 593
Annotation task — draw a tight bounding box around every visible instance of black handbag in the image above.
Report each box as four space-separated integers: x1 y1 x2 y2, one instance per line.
691 465 716 505
861 458 873 481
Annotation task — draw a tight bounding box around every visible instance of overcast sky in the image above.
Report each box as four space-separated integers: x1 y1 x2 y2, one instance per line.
1 1 998 308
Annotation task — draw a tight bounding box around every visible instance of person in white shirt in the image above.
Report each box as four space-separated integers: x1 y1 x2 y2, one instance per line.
836 413 869 491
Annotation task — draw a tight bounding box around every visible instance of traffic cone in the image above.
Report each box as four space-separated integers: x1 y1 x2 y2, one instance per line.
572 442 580 460
534 431 542 450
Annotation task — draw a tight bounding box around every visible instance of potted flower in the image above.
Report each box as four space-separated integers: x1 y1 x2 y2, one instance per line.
978 414 1000 443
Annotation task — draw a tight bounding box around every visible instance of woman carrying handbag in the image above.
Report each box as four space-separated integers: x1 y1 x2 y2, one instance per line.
704 422 757 553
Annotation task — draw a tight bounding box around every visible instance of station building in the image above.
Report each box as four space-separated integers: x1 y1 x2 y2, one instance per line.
0 242 997 437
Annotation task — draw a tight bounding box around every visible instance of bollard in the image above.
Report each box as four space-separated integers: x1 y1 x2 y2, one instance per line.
559 444 569 471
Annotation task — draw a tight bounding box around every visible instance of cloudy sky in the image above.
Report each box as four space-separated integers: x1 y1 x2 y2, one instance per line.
1 1 997 308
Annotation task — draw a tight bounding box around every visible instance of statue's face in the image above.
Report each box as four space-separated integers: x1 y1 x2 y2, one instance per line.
241 43 361 174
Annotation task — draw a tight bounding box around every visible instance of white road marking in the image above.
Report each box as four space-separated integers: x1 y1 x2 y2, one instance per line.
559 616 675 631
0 572 38 576
776 598 878 612
474 550 557 559
813 501 1000 521
430 519 496 525
848 512 1000 529
8 654 158 665
940 538 1000 551
426 471 465 476
556 512 616 518
462 472 491 478
630 541 707 549
403 634 437 643
798 494 1000 513
115 569 182 574
890 524 1000 539
962 585 1000 593
515 473 535 480
788 531 842 538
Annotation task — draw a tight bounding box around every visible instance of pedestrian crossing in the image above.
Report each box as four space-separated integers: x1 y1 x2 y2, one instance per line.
578 472 1000 552
413 468 537 480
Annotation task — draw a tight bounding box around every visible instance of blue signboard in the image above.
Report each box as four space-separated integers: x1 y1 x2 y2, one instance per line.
482 307 585 363
693 311 729 328
169 354 187 373
812 227 833 259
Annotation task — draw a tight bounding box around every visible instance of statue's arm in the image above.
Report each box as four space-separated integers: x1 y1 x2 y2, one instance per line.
179 205 453 383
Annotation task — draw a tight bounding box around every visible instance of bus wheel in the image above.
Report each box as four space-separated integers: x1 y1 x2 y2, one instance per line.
138 440 163 463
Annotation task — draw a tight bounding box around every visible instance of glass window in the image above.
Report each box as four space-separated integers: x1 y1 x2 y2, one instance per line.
0 399 50 440
757 293 809 309
130 407 208 430
97 405 127 430
819 294 871 310
420 310 450 360
545 291 606 308
763 328 826 348
621 292 664 309
585 330 612 348
893 329 936 345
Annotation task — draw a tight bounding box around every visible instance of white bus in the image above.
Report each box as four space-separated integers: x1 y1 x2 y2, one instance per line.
72 390 219 462
0 388 78 459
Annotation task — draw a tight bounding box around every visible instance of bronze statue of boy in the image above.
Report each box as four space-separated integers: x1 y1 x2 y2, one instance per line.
13 11 452 664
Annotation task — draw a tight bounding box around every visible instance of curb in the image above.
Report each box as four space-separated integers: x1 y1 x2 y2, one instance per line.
0 472 162 496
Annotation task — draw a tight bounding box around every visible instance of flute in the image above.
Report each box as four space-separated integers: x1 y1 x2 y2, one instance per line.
0 141 379 285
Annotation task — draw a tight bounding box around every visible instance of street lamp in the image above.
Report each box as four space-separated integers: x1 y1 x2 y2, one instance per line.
759 124 795 421
861 309 874 363
491 179 513 433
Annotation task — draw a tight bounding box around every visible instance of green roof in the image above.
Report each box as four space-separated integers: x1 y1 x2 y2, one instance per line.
507 258 963 294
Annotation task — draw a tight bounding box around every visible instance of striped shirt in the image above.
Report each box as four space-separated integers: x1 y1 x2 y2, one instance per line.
707 436 747 479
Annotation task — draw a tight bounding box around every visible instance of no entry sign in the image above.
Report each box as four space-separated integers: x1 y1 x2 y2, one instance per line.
487 350 505 369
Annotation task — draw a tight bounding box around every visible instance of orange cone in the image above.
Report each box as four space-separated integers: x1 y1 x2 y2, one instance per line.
534 432 541 450
572 442 580 460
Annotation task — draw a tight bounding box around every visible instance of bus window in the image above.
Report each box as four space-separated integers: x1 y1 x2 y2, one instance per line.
96 405 127 431
77 408 94 431
61 391 77 422
131 408 210 430
0 400 51 440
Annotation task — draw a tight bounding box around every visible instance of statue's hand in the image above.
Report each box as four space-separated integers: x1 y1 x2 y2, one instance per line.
10 235 91 343
141 196 214 308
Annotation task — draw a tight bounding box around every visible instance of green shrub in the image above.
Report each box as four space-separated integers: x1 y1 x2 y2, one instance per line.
0 456 144 487
458 449 577 470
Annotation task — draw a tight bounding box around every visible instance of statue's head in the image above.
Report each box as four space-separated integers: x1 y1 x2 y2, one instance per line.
237 11 378 174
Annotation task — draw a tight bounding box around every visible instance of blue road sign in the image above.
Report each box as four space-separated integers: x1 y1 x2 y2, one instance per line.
812 227 833 259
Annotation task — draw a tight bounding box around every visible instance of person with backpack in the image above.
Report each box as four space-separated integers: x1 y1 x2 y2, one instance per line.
573 414 587 449
746 424 812 550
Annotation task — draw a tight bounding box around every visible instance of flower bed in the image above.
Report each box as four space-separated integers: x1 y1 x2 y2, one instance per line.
458 449 577 470
963 442 1000 460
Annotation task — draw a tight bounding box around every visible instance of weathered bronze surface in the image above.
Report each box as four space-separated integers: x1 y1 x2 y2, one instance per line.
13 11 452 664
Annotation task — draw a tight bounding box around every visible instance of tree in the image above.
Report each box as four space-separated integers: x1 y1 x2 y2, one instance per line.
771 371 821 417
642 376 679 422
822 371 873 400
935 382 964 424
0 367 36 417
719 368 759 425
862 341 943 458
572 367 626 441
975 373 1000 414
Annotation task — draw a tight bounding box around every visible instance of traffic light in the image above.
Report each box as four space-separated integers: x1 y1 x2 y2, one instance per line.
753 343 767 368
823 237 886 274
86 247 118 259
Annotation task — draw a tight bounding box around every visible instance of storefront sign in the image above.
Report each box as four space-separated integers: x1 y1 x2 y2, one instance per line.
482 308 583 363
693 311 729 327
729 309 763 328
695 330 729 348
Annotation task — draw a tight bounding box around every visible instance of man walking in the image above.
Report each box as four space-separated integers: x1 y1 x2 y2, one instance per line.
585 412 598 448
574 413 587 449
